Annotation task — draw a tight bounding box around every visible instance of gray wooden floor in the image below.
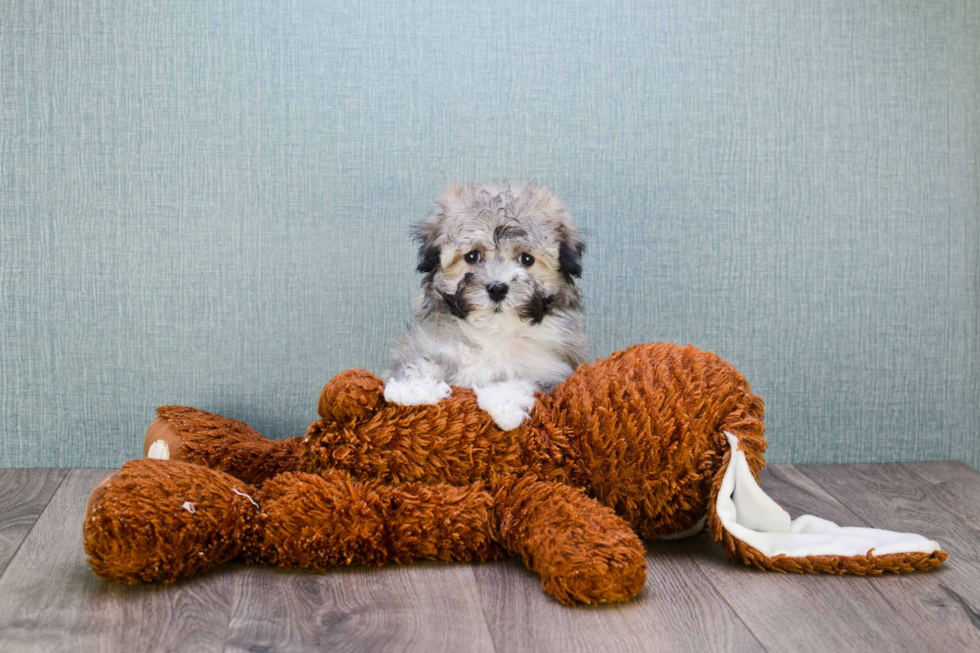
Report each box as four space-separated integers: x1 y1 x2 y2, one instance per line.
0 463 978 653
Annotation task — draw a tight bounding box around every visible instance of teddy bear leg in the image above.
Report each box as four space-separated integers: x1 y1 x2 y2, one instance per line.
494 476 648 605
245 470 503 568
144 406 303 484
84 459 262 583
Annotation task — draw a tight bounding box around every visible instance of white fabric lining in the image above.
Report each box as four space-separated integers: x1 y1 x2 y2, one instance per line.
716 432 940 558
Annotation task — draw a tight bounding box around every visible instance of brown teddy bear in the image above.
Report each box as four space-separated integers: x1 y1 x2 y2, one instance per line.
83 342 946 605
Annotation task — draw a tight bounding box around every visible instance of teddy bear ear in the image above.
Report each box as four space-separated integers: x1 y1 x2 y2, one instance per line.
318 370 385 423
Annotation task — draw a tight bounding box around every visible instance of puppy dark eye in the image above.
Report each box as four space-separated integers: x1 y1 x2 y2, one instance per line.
520 253 535 267
464 250 481 264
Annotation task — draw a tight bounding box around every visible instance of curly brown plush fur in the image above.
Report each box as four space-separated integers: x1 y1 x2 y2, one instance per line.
83 342 946 605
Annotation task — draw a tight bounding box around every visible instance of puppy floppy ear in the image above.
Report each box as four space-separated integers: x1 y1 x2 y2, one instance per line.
558 229 585 279
413 183 463 274
412 221 441 273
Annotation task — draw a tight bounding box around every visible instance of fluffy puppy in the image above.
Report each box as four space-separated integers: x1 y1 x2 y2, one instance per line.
383 180 589 430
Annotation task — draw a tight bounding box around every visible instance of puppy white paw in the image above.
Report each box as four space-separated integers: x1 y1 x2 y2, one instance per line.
475 381 537 431
383 376 452 406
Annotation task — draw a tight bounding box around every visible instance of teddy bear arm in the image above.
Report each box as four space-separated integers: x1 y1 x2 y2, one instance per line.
245 470 504 568
492 476 648 605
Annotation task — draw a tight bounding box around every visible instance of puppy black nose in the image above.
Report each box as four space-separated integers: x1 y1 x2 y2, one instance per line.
487 282 508 302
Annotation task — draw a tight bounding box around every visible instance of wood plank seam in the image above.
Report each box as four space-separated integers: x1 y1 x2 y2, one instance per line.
469 566 503 653
219 582 236 653
675 545 772 653
678 464 939 653
0 469 70 586
896 462 980 634
939 585 980 631
795 463 980 649
900 461 980 486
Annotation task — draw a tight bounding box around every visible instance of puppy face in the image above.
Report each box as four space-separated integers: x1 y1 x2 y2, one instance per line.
412 181 584 326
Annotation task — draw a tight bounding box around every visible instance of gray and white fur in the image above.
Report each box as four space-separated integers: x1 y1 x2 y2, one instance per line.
383 180 590 430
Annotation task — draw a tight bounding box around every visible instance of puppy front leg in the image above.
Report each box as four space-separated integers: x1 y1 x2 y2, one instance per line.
383 359 452 406
474 379 538 431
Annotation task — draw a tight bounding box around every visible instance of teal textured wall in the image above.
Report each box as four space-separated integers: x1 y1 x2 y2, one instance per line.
2 1 978 468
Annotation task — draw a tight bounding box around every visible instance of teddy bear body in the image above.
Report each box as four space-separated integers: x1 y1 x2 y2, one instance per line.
83 342 941 605
296 342 766 540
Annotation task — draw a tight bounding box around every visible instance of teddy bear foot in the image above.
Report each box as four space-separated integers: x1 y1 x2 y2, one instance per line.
142 406 248 463
145 417 179 460
142 406 304 484
84 459 261 583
